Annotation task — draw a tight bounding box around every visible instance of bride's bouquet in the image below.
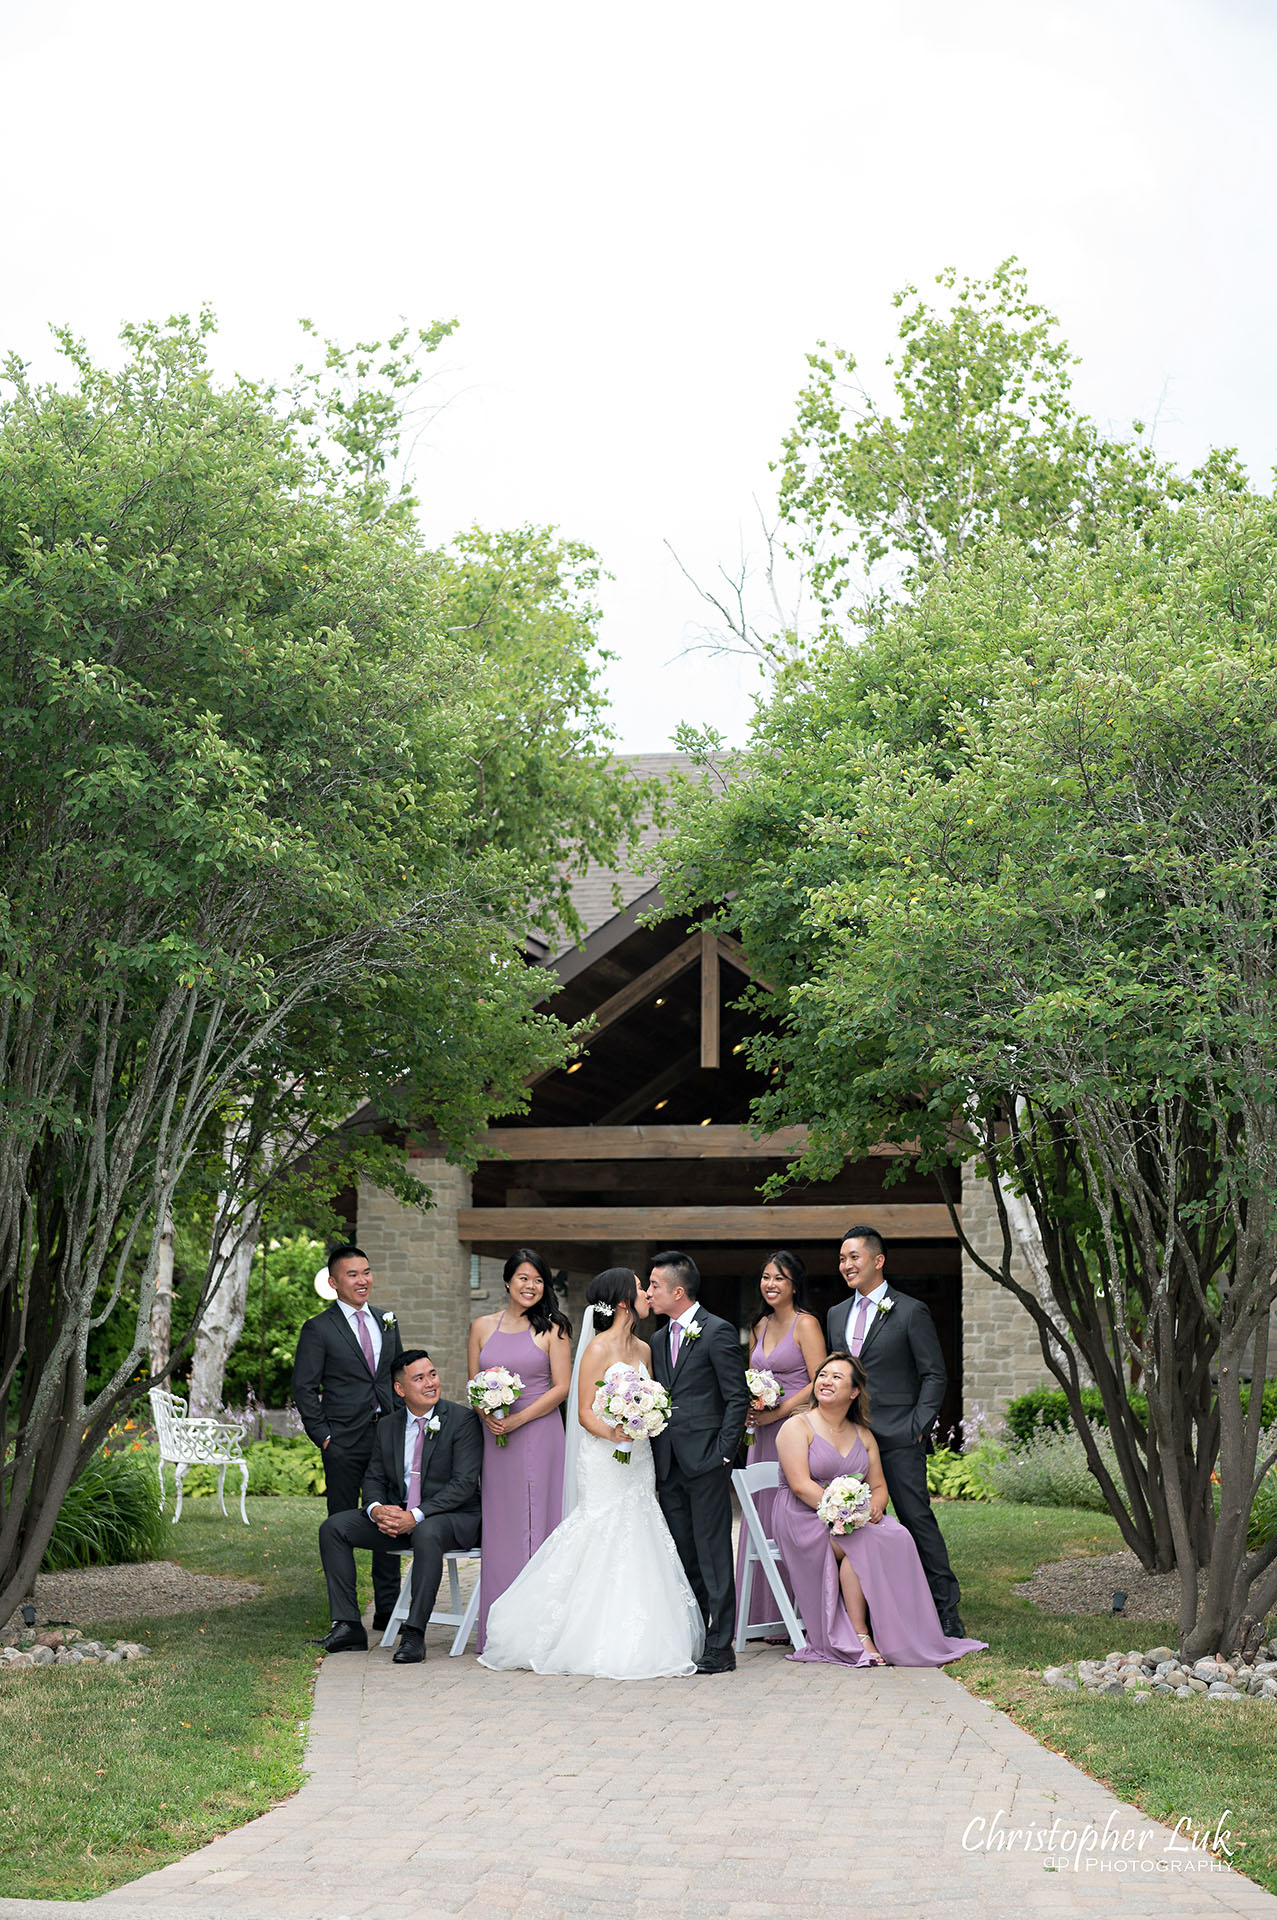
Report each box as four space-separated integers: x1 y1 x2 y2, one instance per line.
592 1368 672 1463
817 1473 872 1534
467 1366 524 1446
743 1367 782 1448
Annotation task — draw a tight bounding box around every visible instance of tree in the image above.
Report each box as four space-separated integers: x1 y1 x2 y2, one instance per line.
660 494 1277 1656
778 258 1175 618
0 314 638 1614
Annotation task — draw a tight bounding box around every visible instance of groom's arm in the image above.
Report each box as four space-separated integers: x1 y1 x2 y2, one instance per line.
708 1320 750 1463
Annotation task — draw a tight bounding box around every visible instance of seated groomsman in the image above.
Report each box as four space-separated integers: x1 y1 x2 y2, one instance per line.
315 1351 482 1665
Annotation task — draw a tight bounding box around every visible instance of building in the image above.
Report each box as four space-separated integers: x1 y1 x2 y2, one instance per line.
357 756 1045 1426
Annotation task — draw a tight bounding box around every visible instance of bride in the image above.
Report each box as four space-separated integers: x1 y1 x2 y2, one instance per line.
478 1267 705 1680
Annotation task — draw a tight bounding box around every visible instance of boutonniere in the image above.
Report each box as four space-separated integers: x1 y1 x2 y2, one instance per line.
382 1311 396 1327
425 1413 441 1434
683 1321 703 1343
876 1296 894 1317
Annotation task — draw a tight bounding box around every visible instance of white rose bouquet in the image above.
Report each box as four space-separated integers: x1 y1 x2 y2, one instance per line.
743 1367 782 1448
592 1367 672 1463
817 1473 872 1534
466 1366 524 1446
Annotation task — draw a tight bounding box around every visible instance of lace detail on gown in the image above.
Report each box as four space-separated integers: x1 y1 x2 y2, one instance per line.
478 1363 705 1679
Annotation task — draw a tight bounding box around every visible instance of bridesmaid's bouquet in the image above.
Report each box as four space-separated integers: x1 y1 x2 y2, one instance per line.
817 1473 872 1534
592 1368 672 1463
467 1366 524 1446
743 1367 782 1447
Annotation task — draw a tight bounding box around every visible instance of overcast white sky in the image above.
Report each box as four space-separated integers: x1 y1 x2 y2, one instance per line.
3 0 1274 749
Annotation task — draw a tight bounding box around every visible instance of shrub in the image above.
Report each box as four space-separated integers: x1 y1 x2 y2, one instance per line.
984 1426 1122 1511
42 1447 167 1571
1005 1379 1275 1446
927 1437 1006 1501
143 1435 325 1500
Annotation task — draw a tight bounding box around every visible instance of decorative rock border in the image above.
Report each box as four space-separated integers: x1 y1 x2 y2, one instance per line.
0 1625 151 1670
1043 1640 1277 1700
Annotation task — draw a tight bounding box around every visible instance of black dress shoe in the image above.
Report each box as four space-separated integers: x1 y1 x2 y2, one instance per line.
372 1613 393 1633
392 1628 425 1665
695 1651 736 1673
940 1613 967 1639
311 1620 368 1653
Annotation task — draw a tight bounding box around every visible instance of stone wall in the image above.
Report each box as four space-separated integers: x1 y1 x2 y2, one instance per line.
356 1156 474 1400
960 1172 1050 1425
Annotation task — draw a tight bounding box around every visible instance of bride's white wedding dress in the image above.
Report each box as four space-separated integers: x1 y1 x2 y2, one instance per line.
477 1362 705 1680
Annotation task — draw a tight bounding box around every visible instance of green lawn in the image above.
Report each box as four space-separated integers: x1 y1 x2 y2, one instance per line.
0 1497 331 1901
943 1502 1277 1895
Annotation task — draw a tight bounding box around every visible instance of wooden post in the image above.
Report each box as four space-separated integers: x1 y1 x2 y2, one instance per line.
700 926 720 1070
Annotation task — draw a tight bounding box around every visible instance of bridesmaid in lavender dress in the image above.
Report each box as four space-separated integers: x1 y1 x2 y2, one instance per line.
468 1247 572 1652
735 1250 825 1630
773 1352 986 1668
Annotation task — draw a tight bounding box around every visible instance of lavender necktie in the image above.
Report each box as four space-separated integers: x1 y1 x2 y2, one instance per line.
669 1320 682 1366
850 1295 871 1357
406 1416 425 1509
355 1308 376 1375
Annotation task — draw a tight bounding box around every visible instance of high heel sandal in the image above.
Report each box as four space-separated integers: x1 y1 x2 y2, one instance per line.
860 1641 885 1667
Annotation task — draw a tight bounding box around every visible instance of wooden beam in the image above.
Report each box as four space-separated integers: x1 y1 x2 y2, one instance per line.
457 1204 957 1241
700 926 720 1069
715 933 776 993
529 932 704 1087
471 1124 817 1160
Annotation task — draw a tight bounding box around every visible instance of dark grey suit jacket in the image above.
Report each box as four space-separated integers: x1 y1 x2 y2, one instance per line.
291 1302 405 1451
650 1308 749 1480
826 1289 946 1450
363 1400 482 1524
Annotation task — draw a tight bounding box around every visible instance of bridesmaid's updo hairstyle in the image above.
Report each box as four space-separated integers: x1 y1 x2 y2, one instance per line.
754 1248 808 1320
811 1349 871 1423
503 1247 573 1340
586 1267 639 1327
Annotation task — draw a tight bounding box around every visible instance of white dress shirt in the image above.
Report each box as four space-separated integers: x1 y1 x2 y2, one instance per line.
847 1280 889 1343
368 1408 431 1523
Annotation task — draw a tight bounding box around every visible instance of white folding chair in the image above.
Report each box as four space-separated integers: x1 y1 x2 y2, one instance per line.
380 1546 482 1655
733 1462 806 1652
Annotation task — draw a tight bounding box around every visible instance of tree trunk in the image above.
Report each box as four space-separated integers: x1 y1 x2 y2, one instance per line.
147 1210 175 1382
188 1205 259 1415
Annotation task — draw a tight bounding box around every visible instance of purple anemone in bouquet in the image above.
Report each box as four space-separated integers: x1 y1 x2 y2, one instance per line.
467 1365 524 1446
591 1367 672 1463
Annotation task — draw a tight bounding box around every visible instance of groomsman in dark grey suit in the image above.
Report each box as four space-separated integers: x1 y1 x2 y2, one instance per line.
292 1244 405 1630
316 1351 481 1663
827 1225 964 1635
649 1250 750 1674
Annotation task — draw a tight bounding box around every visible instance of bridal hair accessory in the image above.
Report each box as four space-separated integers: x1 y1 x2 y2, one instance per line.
592 1367 673 1463
592 1300 616 1322
817 1473 872 1534
466 1365 524 1445
744 1367 782 1447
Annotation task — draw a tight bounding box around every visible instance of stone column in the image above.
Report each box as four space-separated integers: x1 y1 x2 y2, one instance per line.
356 1155 473 1402
960 1172 1050 1427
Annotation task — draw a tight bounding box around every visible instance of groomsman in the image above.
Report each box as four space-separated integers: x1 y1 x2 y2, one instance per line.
316 1350 481 1663
649 1250 750 1674
827 1225 965 1635
292 1244 405 1631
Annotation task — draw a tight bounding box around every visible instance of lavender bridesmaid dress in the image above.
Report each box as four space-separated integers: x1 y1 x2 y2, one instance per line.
772 1424 987 1666
475 1324 565 1652
734 1321 813 1629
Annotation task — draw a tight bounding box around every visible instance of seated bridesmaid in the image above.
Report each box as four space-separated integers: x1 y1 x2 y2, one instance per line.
469 1247 573 1652
772 1352 986 1668
735 1249 825 1632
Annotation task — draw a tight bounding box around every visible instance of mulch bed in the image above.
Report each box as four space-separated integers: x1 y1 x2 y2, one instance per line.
3 1559 265 1635
1015 1548 1192 1620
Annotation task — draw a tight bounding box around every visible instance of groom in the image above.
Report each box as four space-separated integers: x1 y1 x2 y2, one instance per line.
649 1250 749 1674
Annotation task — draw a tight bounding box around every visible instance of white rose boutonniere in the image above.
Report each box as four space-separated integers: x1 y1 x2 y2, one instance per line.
426 1413 441 1434
683 1321 703 1343
876 1296 894 1317
382 1311 396 1327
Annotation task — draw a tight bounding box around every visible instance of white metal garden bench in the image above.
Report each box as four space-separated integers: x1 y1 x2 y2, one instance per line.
148 1388 250 1525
